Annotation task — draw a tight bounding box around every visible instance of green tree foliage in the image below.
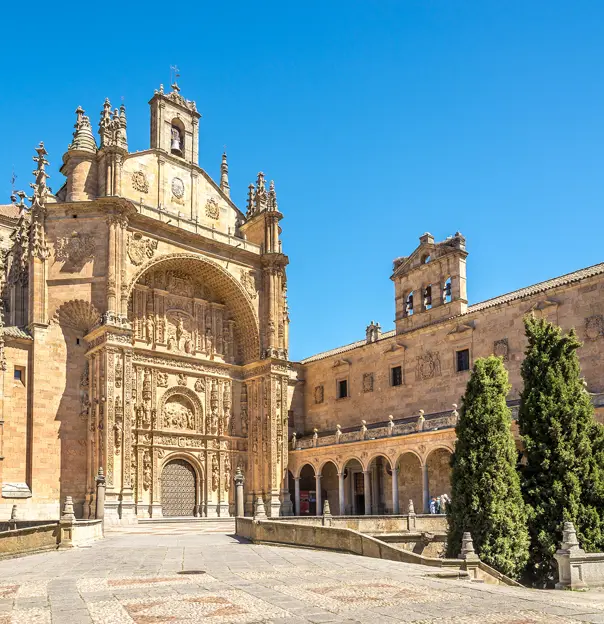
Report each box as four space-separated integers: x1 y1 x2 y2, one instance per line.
447 356 529 579
519 316 604 587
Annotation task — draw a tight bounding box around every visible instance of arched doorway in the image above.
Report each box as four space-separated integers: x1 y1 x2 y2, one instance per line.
161 459 197 517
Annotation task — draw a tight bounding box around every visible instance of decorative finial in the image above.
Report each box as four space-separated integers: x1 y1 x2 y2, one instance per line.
69 107 97 153
170 64 181 92
246 183 256 216
267 180 278 211
220 151 230 198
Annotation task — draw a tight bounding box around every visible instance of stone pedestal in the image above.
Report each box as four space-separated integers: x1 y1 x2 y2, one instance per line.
150 503 163 518
268 492 281 518
234 468 245 517
555 522 588 590
59 496 76 549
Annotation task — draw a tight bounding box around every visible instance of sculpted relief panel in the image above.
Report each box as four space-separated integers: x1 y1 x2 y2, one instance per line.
163 395 195 430
130 268 237 364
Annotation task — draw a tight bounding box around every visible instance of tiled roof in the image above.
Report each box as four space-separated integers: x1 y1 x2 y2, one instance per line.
466 262 604 313
2 326 32 340
0 204 20 221
300 262 604 364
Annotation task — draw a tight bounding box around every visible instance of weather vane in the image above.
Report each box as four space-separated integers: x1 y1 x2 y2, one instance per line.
170 65 181 92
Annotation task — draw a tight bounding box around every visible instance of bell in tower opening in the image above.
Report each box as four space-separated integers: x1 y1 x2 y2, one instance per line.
170 121 184 156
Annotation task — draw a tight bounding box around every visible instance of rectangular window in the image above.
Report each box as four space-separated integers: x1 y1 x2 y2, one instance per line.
456 349 470 372
13 367 24 384
337 379 348 399
391 365 403 387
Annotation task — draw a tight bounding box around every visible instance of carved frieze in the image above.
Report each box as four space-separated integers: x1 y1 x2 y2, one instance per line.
314 385 324 404
127 233 158 266
131 170 149 193
363 373 374 393
493 338 509 361
54 231 95 265
205 197 219 220
416 352 441 381
585 315 604 341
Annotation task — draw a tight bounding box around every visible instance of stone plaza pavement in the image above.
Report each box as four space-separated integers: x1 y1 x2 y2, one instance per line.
3 523 604 623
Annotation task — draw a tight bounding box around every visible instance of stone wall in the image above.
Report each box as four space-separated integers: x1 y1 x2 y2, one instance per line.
299 274 604 435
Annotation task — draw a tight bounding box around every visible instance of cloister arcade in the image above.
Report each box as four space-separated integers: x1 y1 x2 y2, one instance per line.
287 439 454 516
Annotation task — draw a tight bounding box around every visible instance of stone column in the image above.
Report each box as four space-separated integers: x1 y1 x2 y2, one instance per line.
338 472 345 516
315 474 322 517
95 467 106 521
422 463 430 513
371 466 379 515
294 477 301 516
391 463 399 515
234 468 245 517
363 470 371 516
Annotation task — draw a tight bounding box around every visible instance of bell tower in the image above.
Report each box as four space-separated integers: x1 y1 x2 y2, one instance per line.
149 83 201 165
391 232 468 334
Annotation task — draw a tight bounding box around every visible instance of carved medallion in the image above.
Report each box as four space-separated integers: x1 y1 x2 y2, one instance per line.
416 352 441 381
171 177 185 199
127 233 158 266
240 269 257 299
493 338 509 361
131 170 149 193
585 315 604 341
314 385 324 404
363 372 374 393
54 231 95 264
157 372 168 387
205 197 220 220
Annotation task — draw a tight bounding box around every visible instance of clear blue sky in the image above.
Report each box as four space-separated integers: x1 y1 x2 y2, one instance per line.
2 2 604 361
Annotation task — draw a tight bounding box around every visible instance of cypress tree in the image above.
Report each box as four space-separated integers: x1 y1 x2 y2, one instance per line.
446 356 529 579
519 316 604 587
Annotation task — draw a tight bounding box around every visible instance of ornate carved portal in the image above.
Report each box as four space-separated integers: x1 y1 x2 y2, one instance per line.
86 259 290 521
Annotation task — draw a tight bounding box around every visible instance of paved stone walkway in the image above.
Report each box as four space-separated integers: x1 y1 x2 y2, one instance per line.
3 522 604 623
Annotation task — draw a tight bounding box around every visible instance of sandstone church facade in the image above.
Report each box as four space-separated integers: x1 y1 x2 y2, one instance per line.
0 84 603 522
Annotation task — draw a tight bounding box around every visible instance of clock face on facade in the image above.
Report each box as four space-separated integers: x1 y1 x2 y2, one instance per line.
171 177 185 199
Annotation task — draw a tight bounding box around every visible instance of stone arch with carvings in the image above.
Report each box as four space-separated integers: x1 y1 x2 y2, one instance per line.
158 386 205 433
125 253 260 363
51 299 101 333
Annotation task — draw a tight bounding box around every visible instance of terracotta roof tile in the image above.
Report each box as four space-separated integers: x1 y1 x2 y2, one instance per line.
0 204 20 221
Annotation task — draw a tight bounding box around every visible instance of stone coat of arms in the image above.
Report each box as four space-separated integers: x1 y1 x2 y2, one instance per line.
54 231 96 265
127 233 158 266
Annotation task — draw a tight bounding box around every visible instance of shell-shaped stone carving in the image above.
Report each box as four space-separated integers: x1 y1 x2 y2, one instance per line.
51 299 101 333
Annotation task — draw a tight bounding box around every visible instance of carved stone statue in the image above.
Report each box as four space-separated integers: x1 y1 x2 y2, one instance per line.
211 454 219 491
176 317 184 347
145 314 154 344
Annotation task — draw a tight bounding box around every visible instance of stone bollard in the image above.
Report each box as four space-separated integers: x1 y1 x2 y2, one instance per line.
322 499 332 527
458 531 480 580
254 496 267 519
234 468 245 518
59 496 77 549
407 499 416 531
554 521 587 590
95 467 106 523
8 505 17 531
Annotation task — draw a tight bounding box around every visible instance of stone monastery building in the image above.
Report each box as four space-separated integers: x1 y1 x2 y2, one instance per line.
0 84 603 522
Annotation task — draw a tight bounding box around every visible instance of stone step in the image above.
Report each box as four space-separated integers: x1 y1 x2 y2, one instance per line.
138 517 235 524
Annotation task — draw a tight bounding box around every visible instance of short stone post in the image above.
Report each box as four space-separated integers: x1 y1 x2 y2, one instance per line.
59 496 77 549
417 409 425 432
322 499 332 527
8 505 17 530
407 499 416 531
95 467 106 522
554 521 587 590
254 495 267 519
234 467 245 517
458 531 480 580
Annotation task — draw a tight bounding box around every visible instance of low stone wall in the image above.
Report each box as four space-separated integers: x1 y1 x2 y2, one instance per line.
0 524 59 559
0 519 103 559
275 514 447 533
236 518 520 587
